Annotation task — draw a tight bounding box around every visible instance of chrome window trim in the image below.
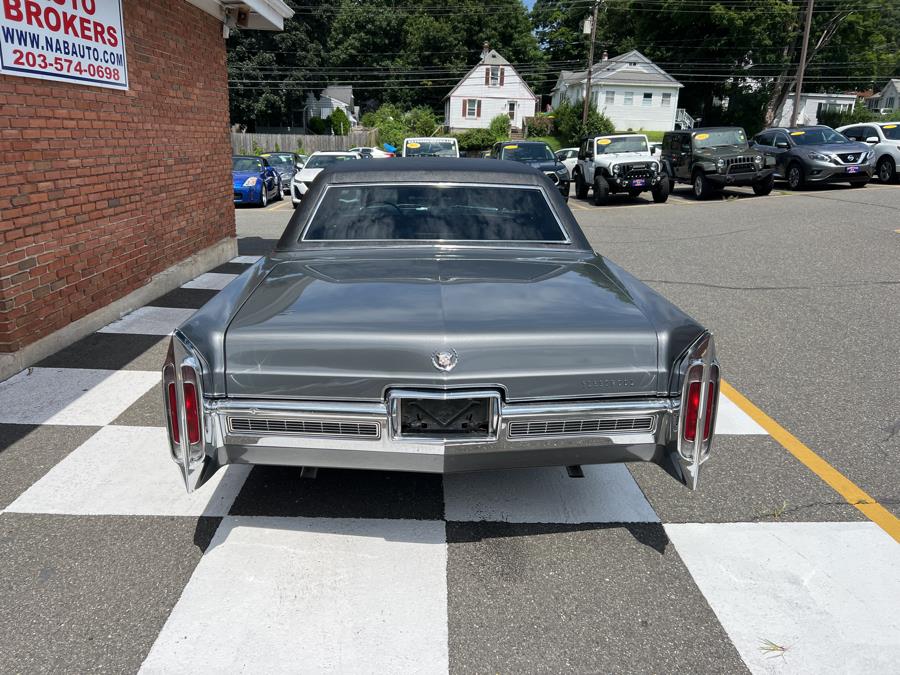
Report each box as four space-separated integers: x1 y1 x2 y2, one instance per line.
299 182 571 245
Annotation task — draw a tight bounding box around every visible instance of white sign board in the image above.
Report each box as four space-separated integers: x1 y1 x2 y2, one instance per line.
1 0 127 90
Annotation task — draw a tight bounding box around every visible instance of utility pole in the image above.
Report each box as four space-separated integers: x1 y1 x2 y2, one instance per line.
790 0 815 126
582 1 600 124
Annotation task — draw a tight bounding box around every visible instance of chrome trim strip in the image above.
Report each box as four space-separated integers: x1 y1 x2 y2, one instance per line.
508 415 655 438
227 416 381 440
206 399 387 416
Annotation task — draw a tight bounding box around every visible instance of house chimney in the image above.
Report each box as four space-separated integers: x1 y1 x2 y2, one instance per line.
601 50 608 62
481 41 491 62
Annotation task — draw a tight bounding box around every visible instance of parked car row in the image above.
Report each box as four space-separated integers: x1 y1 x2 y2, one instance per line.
558 121 898 207
232 153 308 207
235 121 899 209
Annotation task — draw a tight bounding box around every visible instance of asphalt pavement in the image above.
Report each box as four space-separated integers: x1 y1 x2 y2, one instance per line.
0 182 897 673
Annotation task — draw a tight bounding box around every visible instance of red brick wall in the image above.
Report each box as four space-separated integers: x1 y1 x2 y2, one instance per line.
0 0 234 352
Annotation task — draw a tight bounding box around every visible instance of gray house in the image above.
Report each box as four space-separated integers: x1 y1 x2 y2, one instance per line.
866 79 900 113
303 86 360 130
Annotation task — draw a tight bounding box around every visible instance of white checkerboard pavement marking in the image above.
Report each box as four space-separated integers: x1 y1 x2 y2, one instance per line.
181 272 239 290
667 521 900 673
140 517 449 675
1 255 896 673
6 426 249 517
444 464 659 523
0 367 160 426
99 306 197 335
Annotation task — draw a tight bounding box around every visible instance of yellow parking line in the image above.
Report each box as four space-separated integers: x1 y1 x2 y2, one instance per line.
721 380 900 543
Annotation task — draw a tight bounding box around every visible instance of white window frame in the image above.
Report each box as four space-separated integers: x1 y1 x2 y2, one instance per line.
605 90 615 106
490 65 501 87
624 91 634 106
661 92 672 107
642 92 652 107
466 99 478 118
507 100 516 120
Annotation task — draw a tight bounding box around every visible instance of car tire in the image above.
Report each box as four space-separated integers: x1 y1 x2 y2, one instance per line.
876 156 897 183
259 185 268 207
752 175 774 196
692 171 714 200
274 178 283 201
592 176 610 206
574 171 588 199
786 162 805 190
651 177 669 203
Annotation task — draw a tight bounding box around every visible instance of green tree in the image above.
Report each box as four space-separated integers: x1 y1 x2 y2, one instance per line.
227 0 336 130
489 114 511 140
365 104 411 148
326 0 544 109
533 0 899 131
553 99 614 145
456 128 496 151
404 106 440 136
330 108 351 135
308 116 329 135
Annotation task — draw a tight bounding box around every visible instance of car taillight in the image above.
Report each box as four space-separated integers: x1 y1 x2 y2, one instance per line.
167 382 180 444
183 381 200 445
684 380 715 442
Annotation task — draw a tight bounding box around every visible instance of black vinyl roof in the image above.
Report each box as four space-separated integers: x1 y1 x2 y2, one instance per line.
276 158 589 250
319 157 548 185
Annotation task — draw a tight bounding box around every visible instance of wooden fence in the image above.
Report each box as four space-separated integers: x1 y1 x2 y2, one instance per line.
231 131 378 155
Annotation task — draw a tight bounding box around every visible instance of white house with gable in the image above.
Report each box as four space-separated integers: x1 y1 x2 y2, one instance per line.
551 50 688 130
444 44 538 133
866 79 900 112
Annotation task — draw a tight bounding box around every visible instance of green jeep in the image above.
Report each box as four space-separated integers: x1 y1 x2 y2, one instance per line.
661 127 775 199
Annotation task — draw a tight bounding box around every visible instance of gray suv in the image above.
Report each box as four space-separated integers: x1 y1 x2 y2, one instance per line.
752 126 873 190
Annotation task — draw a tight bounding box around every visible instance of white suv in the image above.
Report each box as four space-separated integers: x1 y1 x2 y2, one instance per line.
291 151 361 207
572 134 668 205
837 122 900 183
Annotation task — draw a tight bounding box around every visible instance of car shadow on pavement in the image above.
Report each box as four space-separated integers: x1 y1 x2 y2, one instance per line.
237 236 277 256
446 521 670 555
571 196 660 208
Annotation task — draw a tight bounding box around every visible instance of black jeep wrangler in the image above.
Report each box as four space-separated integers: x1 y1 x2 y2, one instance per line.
661 127 775 199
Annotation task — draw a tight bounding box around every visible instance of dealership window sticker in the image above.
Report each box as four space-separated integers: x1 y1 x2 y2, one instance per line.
1 0 128 89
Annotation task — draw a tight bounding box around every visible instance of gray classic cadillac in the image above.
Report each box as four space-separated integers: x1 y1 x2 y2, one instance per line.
163 158 719 493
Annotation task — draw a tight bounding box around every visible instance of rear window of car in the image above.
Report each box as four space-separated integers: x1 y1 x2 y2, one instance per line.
595 136 647 154
881 124 900 140
306 154 357 169
692 129 748 148
262 154 294 168
404 140 458 157
500 143 555 161
788 128 848 145
233 157 262 172
302 184 567 243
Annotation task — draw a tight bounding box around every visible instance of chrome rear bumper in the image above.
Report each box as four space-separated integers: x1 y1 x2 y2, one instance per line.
185 394 681 485
164 333 719 493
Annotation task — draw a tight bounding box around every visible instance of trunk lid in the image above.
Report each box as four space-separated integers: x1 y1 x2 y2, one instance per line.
224 254 659 401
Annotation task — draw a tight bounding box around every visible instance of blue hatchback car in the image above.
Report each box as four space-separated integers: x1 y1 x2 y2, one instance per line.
233 156 281 207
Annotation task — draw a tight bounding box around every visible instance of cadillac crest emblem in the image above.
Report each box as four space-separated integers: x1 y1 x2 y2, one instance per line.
432 349 458 372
